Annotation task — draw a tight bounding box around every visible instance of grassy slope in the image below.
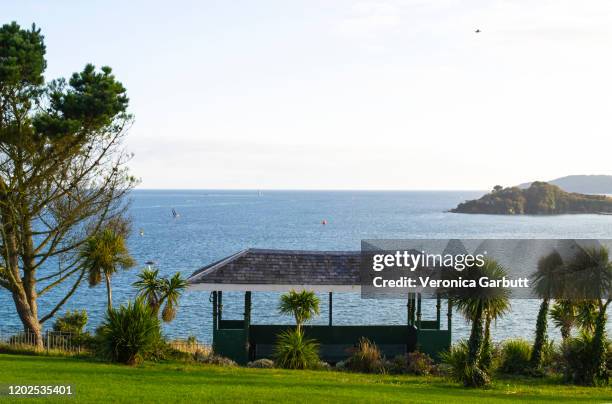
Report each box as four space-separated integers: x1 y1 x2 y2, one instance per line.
0 354 611 403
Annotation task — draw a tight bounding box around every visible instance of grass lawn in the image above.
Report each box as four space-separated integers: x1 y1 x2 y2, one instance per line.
0 354 611 403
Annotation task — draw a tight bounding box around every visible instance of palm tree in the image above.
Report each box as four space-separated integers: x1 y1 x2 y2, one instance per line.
133 269 187 322
160 273 187 322
278 290 320 333
81 228 135 310
550 299 577 341
530 251 564 369
133 268 162 314
445 259 510 387
564 246 612 385
575 300 599 334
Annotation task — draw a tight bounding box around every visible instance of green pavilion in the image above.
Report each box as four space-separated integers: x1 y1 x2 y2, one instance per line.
187 249 452 364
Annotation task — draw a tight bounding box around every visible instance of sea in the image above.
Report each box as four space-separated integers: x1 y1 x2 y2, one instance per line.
2 190 612 344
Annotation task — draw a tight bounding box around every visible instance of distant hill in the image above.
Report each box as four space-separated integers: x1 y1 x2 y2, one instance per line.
518 175 612 194
451 182 612 215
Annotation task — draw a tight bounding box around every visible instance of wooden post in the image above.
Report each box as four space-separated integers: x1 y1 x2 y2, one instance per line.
328 292 333 327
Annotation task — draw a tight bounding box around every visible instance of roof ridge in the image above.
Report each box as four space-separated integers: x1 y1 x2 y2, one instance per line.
248 248 360 255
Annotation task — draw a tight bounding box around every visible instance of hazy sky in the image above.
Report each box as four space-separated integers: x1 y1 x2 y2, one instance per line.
5 1 612 189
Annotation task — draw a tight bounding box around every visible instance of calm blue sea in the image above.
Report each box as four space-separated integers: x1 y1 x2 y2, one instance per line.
2 190 612 343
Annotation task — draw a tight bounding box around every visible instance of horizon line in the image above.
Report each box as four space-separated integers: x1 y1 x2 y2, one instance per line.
132 188 488 192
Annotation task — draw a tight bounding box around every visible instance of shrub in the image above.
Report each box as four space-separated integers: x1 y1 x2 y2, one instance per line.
345 338 385 374
196 353 237 367
247 358 275 368
387 351 436 375
274 328 320 370
440 341 469 383
560 332 602 385
97 298 162 365
387 355 407 374
442 340 496 386
52 310 97 350
53 310 88 334
499 339 531 375
407 351 435 375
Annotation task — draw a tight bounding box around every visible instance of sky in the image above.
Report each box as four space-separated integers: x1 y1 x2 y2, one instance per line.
4 0 612 190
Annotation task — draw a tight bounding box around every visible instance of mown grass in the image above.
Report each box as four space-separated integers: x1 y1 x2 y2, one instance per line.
0 354 611 403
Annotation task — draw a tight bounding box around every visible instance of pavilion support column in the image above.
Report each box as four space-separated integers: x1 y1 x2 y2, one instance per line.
328 292 333 327
416 293 422 328
409 293 416 325
436 294 441 330
218 291 223 322
244 291 252 361
212 291 218 353
447 299 453 331
406 292 411 326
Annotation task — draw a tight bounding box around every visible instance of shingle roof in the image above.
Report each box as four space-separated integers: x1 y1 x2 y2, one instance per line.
187 249 361 292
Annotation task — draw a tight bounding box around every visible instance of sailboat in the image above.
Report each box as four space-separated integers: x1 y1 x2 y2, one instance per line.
172 208 180 218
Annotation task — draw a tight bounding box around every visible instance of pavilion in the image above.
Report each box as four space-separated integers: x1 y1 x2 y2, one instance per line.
187 248 452 364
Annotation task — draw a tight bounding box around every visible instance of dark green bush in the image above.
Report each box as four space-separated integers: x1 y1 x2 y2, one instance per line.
345 338 385 374
97 298 162 365
274 328 320 370
499 339 531 375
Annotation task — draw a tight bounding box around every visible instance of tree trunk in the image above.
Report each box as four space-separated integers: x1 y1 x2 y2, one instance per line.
465 301 489 387
11 289 43 349
480 314 492 371
105 273 113 311
530 298 549 369
593 301 609 385
2 193 43 349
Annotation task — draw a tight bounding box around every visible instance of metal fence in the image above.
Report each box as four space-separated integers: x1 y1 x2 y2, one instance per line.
0 328 85 353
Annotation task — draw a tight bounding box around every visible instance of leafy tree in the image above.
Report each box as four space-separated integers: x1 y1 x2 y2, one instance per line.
81 226 134 310
133 269 187 322
530 251 564 369
278 290 320 333
0 22 135 348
